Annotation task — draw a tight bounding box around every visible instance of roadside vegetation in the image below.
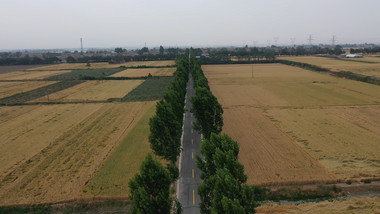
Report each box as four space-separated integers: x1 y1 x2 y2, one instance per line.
190 53 256 213
128 51 190 213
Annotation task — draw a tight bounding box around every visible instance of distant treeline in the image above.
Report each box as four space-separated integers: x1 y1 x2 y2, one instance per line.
279 59 380 86
349 46 380 54
68 53 180 64
0 56 61 65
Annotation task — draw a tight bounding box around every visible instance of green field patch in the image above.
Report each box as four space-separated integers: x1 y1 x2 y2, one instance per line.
121 77 173 102
46 68 125 80
82 103 155 197
0 80 84 105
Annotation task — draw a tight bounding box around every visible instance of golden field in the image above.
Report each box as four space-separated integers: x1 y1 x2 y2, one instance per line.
28 60 176 71
203 64 380 185
256 197 380 214
29 80 143 102
110 67 175 77
82 102 156 197
0 102 155 205
0 70 70 80
279 56 380 77
0 81 56 99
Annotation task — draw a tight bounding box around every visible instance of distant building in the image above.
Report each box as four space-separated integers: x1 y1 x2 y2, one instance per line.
345 54 363 58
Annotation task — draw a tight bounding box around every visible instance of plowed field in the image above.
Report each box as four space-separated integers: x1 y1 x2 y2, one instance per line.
0 102 154 205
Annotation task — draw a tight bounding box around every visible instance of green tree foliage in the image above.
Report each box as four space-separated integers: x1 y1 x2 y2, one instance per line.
138 47 149 55
129 154 172 214
197 134 256 214
114 47 124 53
149 100 182 163
191 87 223 139
159 45 165 55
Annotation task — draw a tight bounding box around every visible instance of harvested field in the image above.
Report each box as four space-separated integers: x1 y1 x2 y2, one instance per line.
256 197 380 214
223 107 336 186
0 81 56 99
266 106 380 182
0 80 83 105
82 102 156 197
110 67 175 77
0 65 45 74
279 56 380 77
0 70 70 80
0 102 154 205
30 80 144 102
204 64 380 107
203 64 380 185
29 61 176 71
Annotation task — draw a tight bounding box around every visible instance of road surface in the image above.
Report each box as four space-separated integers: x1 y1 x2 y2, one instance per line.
178 74 202 214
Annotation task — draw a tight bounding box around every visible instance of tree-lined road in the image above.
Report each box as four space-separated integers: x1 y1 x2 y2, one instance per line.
178 74 202 214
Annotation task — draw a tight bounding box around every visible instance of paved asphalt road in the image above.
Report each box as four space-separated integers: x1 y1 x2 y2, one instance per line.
178 74 202 214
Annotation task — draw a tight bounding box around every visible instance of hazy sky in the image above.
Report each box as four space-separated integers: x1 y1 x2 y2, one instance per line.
1 0 380 49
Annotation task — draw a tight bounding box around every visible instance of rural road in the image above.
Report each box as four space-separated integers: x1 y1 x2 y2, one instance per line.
178 74 202 214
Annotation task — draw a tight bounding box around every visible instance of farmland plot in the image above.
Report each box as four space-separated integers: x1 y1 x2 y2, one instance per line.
0 70 70 80
256 197 380 214
30 80 144 102
266 106 380 181
29 61 176 71
0 102 154 205
203 64 380 185
279 56 380 77
0 81 56 99
110 67 175 77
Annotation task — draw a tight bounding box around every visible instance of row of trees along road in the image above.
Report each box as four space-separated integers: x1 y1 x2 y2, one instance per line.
128 51 190 213
190 52 257 213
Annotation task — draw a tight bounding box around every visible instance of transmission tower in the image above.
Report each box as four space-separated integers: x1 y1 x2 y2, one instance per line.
308 34 313 46
80 38 83 53
273 37 279 46
332 35 337 46
290 38 296 46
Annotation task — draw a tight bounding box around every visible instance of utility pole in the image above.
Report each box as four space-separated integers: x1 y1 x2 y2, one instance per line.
290 38 296 47
274 37 279 46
